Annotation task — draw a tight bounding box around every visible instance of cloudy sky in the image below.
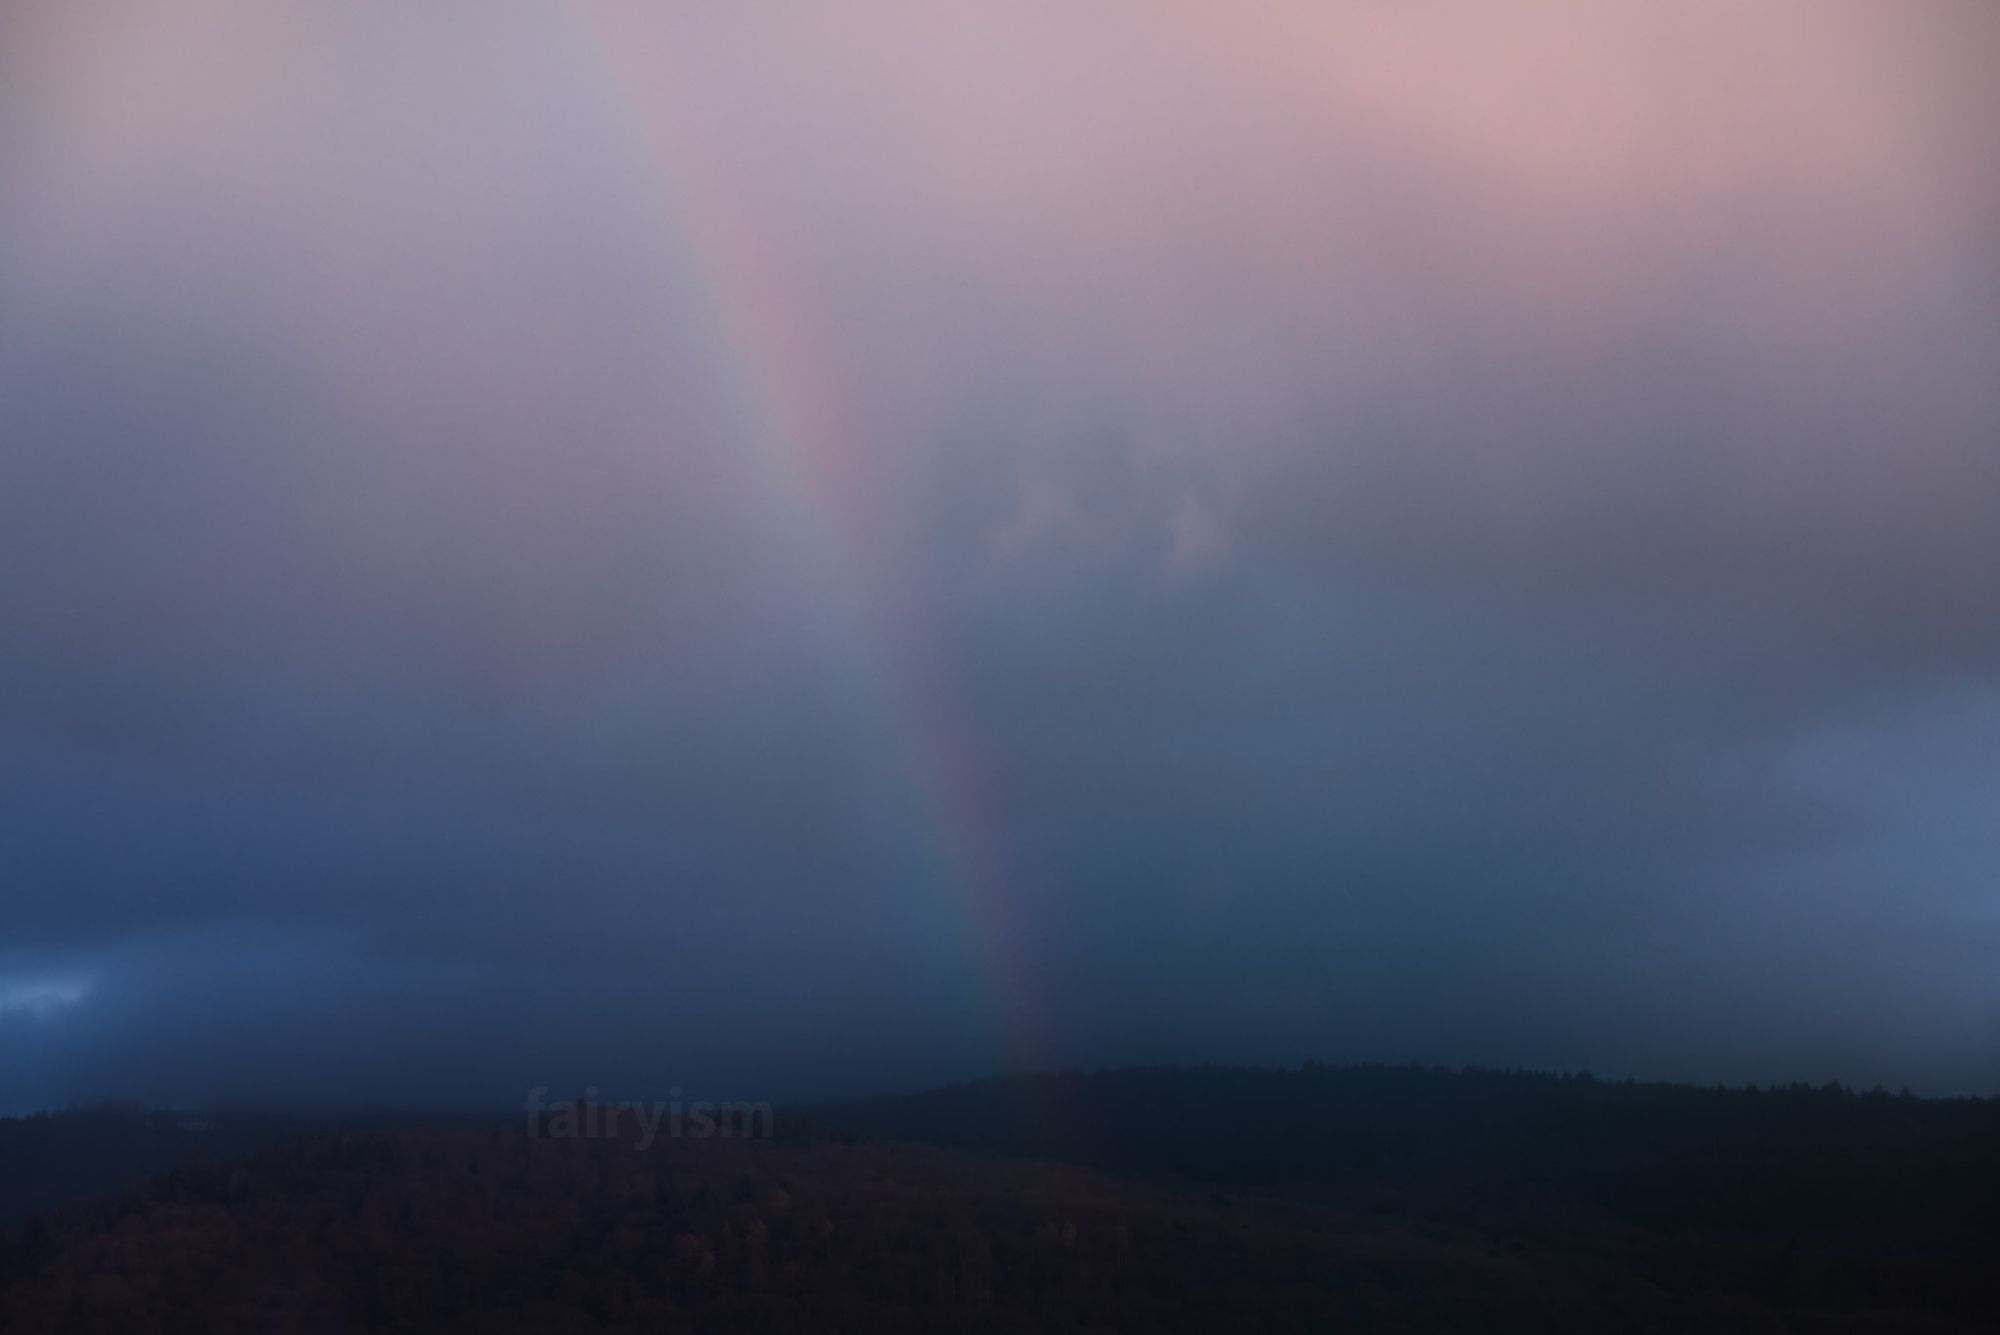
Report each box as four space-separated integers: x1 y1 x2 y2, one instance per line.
3 1 1997 1110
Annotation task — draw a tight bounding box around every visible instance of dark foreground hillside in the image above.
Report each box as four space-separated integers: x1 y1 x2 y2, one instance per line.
820 1065 2000 1248
0 1120 1996 1333
0 1107 421 1233
2 1067 1998 1332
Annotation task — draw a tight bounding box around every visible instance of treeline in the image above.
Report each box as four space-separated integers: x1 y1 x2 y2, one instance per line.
813 1064 2000 1245
3 1075 1998 1331
0 1105 448 1233
0 1122 1644 1333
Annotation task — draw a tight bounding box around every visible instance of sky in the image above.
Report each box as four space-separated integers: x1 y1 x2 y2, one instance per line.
2 1 1997 1111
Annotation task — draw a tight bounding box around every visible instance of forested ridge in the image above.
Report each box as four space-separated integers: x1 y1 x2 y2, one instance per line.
817 1064 2000 1244
2 1068 1996 1332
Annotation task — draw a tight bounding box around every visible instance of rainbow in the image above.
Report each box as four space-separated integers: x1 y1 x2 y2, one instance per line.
558 5 1047 1071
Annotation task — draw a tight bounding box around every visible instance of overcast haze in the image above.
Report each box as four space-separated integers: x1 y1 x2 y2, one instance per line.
3 1 1998 1111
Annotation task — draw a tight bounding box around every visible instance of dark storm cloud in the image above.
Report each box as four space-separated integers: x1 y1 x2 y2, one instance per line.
2 0 1998 1108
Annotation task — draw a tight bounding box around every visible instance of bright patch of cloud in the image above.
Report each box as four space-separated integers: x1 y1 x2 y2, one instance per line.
0 974 95 1019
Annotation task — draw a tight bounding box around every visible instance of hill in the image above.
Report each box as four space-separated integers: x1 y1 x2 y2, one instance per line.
0 1067 1996 1331
0 1106 369 1233
0 1119 1934 1334
814 1064 2000 1245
